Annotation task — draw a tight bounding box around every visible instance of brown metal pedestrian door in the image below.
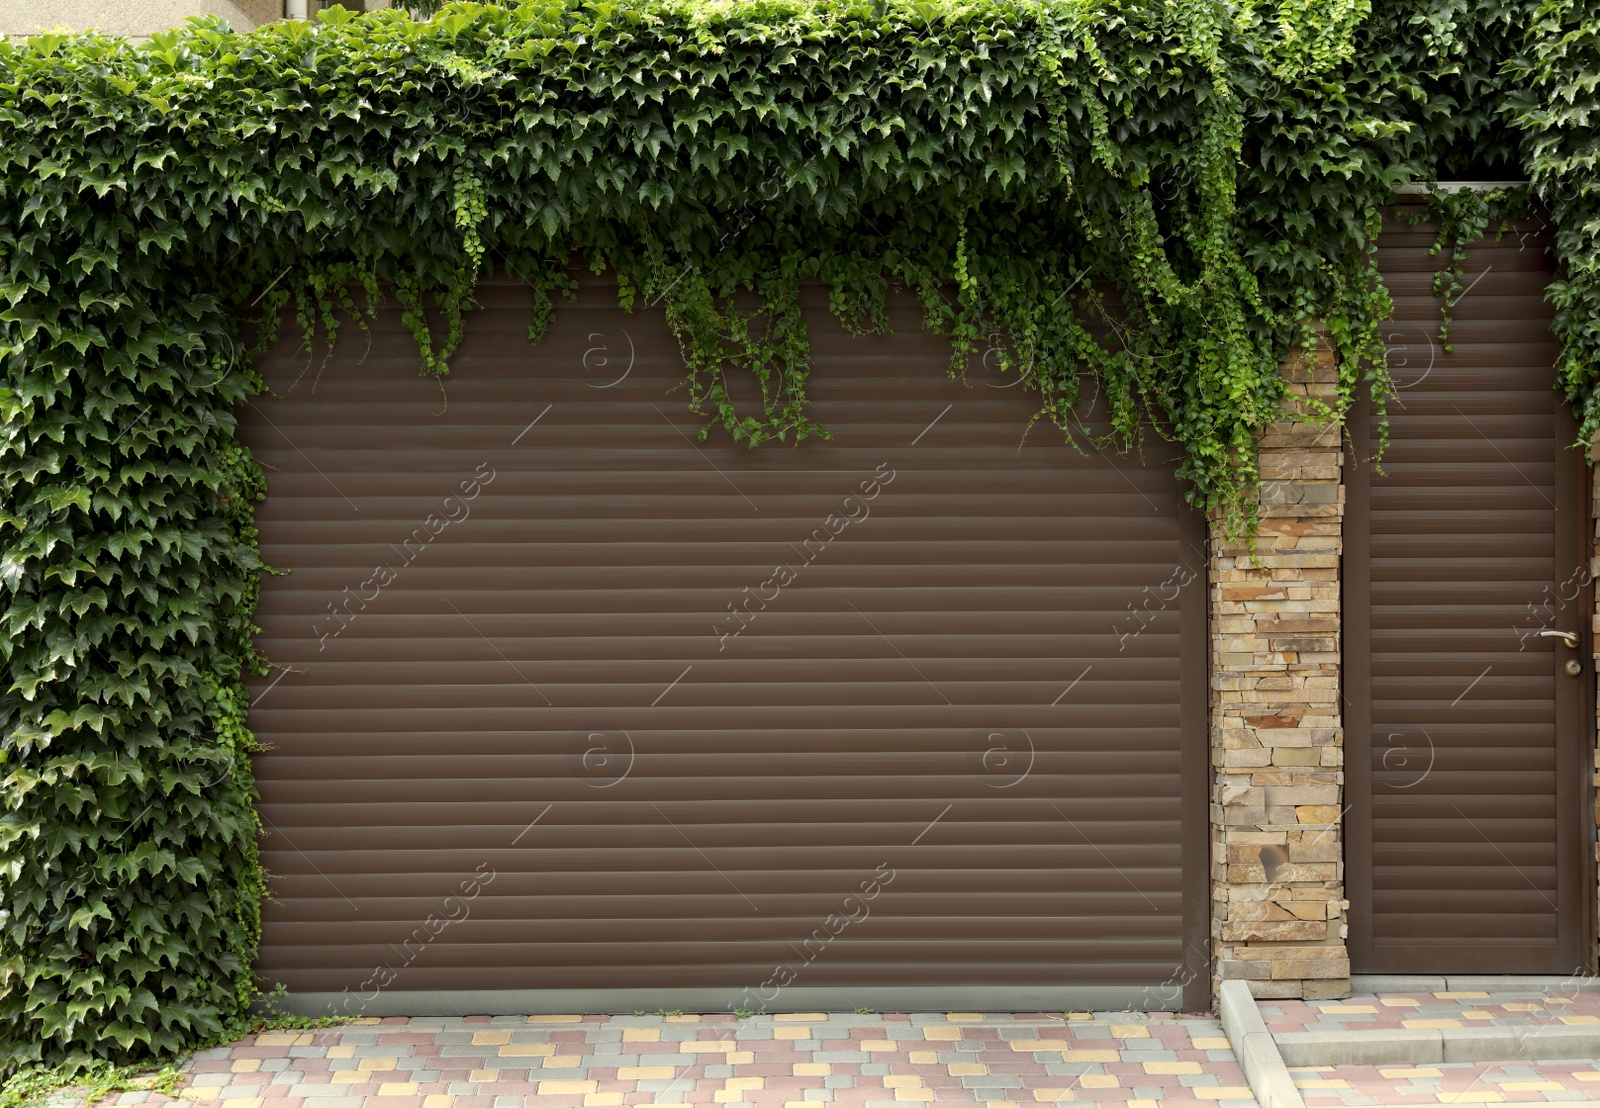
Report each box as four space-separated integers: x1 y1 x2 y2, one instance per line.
1347 212 1591 974
240 273 1209 1013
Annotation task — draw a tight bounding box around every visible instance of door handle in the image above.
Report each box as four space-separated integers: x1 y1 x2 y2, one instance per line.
1538 629 1581 649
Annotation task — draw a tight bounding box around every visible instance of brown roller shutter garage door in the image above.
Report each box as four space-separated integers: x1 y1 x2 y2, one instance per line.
240 272 1208 1014
1347 211 1593 974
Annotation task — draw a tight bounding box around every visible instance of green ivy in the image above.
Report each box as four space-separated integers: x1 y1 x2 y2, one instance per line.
1508 0 1600 449
1 0 1596 1077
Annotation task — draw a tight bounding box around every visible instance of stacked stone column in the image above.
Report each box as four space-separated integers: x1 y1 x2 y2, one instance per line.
1209 336 1350 1000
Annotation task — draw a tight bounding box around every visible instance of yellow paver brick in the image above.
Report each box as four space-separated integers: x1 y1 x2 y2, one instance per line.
618 1067 676 1080
1560 1015 1600 1025
1129 1101 1160 1108
1109 1024 1150 1038
1192 1037 1231 1050
923 1028 961 1041
330 1072 367 1085
862 1040 898 1052
1143 1062 1201 1075
883 1076 923 1088
582 1095 623 1107
353 1018 383 1026
1434 1093 1503 1103
358 1058 398 1071
946 1013 983 1021
622 1028 659 1042
326 1046 357 1059
1462 1012 1494 1020
793 1064 831 1076
1379 998 1420 1007
468 1070 499 1083
1195 1088 1254 1100
1318 1005 1376 1014
499 1044 556 1057
537 1081 598 1095
377 1084 418 1097
1502 1003 1543 1012
726 1051 755 1065
947 1064 987 1076
776 1013 828 1021
230 1060 261 1073
472 1032 510 1046
725 1078 763 1091
908 1051 938 1064
1570 1071 1600 1081
774 1026 811 1040
1080 1075 1120 1088
254 1033 311 1047
663 1014 702 1023
423 1096 454 1108
540 1055 582 1068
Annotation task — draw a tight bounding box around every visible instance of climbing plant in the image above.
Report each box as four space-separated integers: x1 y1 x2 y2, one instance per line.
1 0 1596 1079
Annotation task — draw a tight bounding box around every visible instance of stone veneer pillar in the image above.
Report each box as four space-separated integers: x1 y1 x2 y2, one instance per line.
1210 335 1351 1000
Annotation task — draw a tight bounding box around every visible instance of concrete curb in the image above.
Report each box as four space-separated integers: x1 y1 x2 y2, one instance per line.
1351 974 1600 995
1219 980 1307 1108
1275 1025 1600 1066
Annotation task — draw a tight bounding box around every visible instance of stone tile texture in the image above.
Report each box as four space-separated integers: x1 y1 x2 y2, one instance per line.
1210 336 1349 1002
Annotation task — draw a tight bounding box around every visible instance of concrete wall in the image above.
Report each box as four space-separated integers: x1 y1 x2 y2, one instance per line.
1 0 274 37
1 0 397 39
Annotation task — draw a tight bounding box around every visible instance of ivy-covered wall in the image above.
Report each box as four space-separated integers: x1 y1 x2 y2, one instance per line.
0 0 1596 1077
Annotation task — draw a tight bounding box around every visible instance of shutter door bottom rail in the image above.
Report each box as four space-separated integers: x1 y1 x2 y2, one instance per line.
269 983 1185 1018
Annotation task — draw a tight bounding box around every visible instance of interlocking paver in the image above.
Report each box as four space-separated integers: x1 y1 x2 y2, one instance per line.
56 1014 1257 1108
1261 989 1600 1037
1290 1060 1600 1104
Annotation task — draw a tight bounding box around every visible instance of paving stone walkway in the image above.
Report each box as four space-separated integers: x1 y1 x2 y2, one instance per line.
99 1013 1258 1108
1260 989 1600 1036
1288 1061 1600 1105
